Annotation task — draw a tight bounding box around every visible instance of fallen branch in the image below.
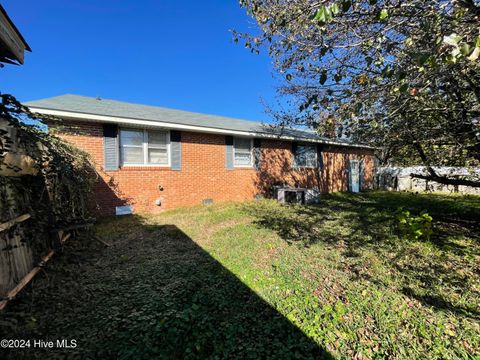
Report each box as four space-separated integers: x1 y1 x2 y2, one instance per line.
410 173 480 188
94 235 111 247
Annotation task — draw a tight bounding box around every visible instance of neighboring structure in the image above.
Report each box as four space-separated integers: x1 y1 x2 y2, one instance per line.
0 5 31 65
26 94 375 215
0 5 33 177
376 166 480 195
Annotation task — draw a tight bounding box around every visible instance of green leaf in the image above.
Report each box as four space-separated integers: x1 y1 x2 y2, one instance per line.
399 83 409 93
378 9 388 21
325 6 332 21
460 43 471 56
286 74 292 81
314 6 332 24
314 6 326 22
330 3 340 16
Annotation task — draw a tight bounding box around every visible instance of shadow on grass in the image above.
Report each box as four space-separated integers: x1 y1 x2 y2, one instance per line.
401 287 479 320
0 221 331 359
243 192 480 320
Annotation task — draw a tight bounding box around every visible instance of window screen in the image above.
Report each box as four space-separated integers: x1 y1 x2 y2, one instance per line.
234 137 252 166
294 144 317 168
120 129 169 165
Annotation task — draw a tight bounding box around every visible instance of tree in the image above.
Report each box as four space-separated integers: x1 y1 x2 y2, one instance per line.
235 0 480 187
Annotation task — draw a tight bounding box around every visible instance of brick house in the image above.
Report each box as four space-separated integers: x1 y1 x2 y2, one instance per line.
26 94 375 215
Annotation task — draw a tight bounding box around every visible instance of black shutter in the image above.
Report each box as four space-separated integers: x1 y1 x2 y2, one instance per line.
103 124 119 171
316 144 324 173
253 138 262 171
170 130 182 171
291 141 298 168
225 136 234 170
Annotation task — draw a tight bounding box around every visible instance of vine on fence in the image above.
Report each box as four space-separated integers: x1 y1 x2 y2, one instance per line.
0 93 96 258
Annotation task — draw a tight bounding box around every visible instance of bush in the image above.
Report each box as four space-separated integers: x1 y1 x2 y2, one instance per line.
396 209 433 241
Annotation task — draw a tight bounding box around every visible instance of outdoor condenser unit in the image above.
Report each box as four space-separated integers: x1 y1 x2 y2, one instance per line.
275 186 306 204
274 186 320 204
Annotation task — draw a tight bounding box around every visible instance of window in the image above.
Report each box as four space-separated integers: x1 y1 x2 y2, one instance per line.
234 137 252 166
147 131 168 164
294 144 317 168
120 129 169 166
120 129 144 164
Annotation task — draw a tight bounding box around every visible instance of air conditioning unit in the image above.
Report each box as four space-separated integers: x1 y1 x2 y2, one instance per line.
275 186 306 204
274 186 320 205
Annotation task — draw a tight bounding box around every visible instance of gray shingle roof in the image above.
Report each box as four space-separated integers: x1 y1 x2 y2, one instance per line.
25 94 370 148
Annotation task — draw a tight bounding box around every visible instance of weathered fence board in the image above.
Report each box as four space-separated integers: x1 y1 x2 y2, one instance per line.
0 120 37 298
0 213 30 232
0 227 34 297
0 249 53 310
0 106 94 309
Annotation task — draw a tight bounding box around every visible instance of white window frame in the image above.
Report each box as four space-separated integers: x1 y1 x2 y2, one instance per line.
120 128 171 167
294 143 317 169
233 137 253 168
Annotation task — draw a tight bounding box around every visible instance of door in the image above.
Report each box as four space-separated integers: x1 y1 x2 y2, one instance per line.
349 160 360 193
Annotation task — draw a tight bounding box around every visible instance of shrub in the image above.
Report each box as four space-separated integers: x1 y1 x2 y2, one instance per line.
396 209 433 241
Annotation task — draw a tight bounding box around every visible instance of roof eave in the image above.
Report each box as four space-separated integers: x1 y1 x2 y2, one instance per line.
27 106 375 150
0 5 31 52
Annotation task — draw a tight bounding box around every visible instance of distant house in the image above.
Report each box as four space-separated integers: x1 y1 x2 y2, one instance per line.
26 95 375 215
0 5 31 65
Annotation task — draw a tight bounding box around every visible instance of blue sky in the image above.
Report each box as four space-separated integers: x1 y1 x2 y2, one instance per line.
1 0 278 122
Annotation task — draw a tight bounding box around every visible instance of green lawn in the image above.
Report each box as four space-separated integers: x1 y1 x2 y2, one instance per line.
1 192 479 359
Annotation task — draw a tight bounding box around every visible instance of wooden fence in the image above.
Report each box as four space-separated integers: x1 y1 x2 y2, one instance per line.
0 118 40 305
0 213 33 297
0 108 96 310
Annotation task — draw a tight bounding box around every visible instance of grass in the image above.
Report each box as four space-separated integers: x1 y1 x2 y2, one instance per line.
1 191 479 359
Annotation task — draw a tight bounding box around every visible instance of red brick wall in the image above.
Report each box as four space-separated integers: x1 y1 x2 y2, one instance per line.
49 121 375 215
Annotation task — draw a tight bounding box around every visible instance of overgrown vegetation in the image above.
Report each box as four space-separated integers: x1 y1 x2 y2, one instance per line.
1 192 479 358
0 94 95 258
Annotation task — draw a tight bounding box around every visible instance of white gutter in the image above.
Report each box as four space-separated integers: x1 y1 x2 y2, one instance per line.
28 107 375 150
